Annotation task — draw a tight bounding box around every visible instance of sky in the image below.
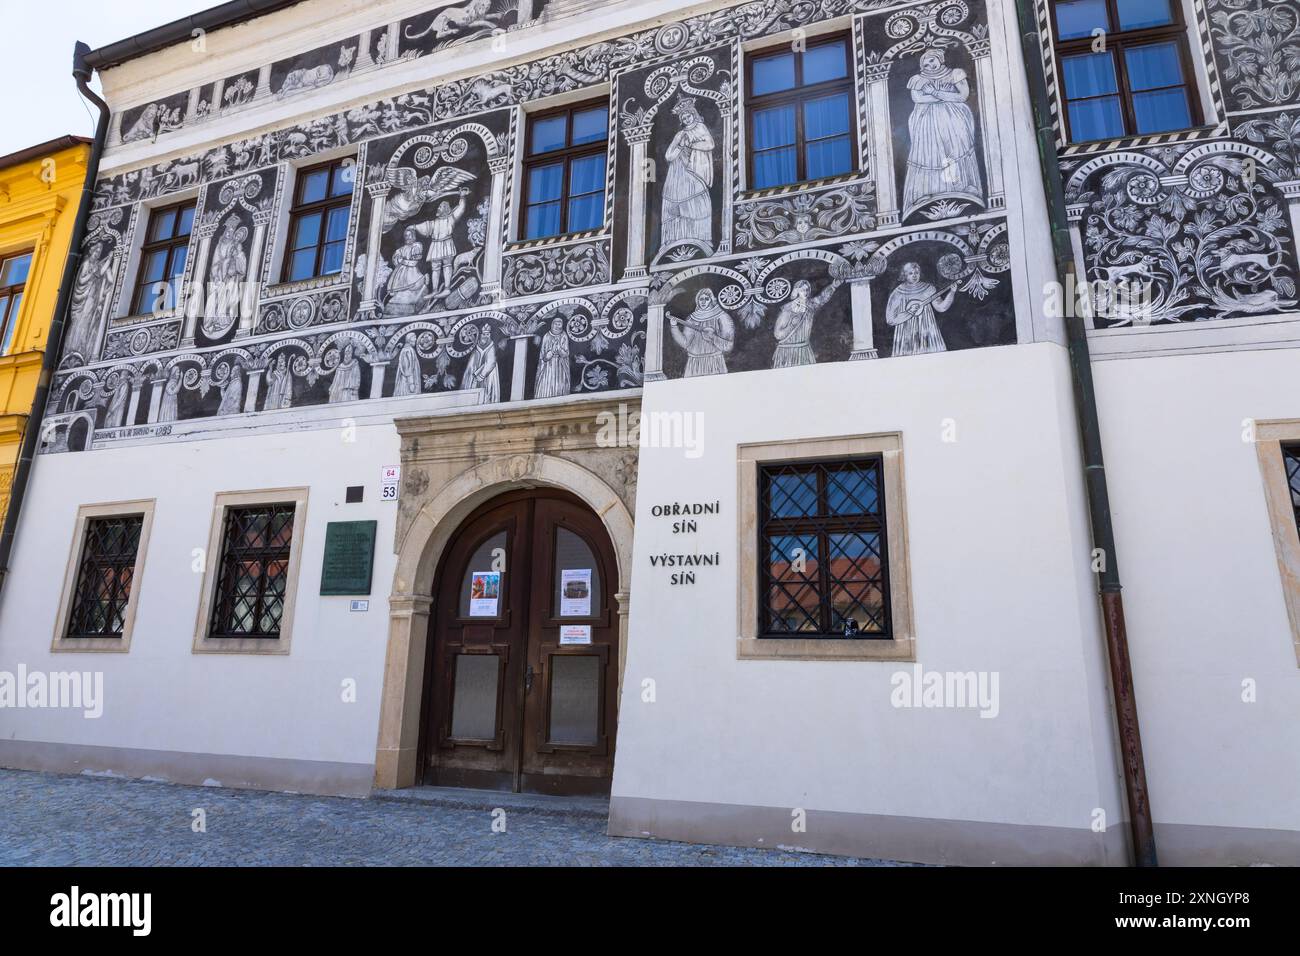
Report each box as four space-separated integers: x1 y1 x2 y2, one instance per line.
0 0 219 155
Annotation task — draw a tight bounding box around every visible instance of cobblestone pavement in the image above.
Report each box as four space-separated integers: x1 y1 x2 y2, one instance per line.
0 770 906 866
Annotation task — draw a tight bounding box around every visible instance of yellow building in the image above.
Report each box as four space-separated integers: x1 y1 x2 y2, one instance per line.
0 136 91 523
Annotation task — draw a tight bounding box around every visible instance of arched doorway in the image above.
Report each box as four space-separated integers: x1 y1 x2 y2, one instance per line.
418 488 620 795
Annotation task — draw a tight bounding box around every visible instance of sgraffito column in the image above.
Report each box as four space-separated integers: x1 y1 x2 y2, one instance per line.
482 156 511 300
622 124 653 282
970 36 1005 211
643 300 667 382
510 334 531 401
243 366 264 413
848 267 879 360
237 209 273 337
863 58 899 227
182 224 217 347
716 97 735 257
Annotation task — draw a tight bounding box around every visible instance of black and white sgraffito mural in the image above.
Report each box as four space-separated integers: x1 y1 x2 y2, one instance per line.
50 0 1039 452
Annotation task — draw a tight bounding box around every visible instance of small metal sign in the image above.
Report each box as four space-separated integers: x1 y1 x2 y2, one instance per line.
320 520 377 596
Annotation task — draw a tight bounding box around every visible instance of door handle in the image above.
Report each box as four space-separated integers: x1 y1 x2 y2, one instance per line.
525 664 535 694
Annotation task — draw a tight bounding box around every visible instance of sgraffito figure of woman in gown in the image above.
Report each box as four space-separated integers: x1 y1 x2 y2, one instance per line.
660 96 715 258
902 48 983 220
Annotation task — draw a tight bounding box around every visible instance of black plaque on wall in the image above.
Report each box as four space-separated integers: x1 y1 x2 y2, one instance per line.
320 520 377 596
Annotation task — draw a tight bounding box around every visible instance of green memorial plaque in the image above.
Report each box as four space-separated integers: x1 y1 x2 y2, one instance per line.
320 520 377 596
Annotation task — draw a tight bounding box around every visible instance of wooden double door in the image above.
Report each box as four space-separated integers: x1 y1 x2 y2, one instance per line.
421 489 619 795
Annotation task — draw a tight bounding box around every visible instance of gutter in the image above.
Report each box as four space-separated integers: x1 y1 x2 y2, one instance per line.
1011 0 1158 866
83 0 303 70
0 43 111 604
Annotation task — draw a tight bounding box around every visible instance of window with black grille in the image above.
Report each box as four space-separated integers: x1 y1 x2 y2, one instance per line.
1284 444 1300 539
208 503 297 639
66 515 144 639
758 457 890 638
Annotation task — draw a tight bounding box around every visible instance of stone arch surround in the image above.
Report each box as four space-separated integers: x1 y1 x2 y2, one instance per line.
374 396 639 789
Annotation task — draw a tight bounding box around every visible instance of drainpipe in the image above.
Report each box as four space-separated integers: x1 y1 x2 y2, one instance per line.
0 43 111 605
1010 0 1157 866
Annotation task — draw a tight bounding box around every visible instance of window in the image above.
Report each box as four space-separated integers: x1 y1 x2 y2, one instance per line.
1254 424 1300 668
737 434 913 661
1050 0 1200 142
0 251 32 355
282 158 354 282
746 33 856 189
521 101 608 240
759 457 889 638
1285 444 1300 539
52 501 155 652
131 200 194 315
208 503 297 639
65 515 144 639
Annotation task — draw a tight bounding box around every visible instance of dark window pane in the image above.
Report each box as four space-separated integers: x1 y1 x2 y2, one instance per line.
568 192 603 232
525 201 562 239
1055 0 1110 39
767 470 817 517
571 107 608 145
752 104 796 149
527 162 564 203
826 464 879 515
300 169 329 203
287 248 317 281
806 137 852 180
292 212 322 250
1062 51 1119 98
548 656 601 746
169 247 189 281
325 206 350 241
0 295 16 353
803 92 850 139
321 240 346 275
142 249 168 282
531 114 567 154
1 253 32 286
754 147 798 188
150 209 176 241
1125 42 1184 91
804 40 848 85
766 533 820 633
1068 95 1126 140
330 162 354 196
176 205 195 236
752 52 796 95
568 153 605 197
1133 87 1192 133
1117 0 1174 30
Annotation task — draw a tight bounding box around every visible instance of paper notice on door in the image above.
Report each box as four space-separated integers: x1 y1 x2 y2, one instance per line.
468 571 501 616
560 624 592 645
560 568 592 617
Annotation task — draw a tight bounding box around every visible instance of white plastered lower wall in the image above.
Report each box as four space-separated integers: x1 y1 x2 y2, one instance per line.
609 341 1131 865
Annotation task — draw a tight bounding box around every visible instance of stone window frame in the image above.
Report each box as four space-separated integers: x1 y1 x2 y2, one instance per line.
1255 420 1300 667
192 487 309 656
737 432 915 661
51 499 156 654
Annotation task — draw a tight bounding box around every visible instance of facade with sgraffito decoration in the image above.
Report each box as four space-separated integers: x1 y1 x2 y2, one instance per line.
0 0 1298 865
